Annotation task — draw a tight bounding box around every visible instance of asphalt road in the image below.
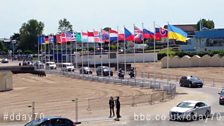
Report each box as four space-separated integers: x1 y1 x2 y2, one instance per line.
124 86 224 126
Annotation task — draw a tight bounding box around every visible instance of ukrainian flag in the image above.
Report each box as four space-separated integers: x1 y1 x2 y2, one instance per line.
168 24 187 42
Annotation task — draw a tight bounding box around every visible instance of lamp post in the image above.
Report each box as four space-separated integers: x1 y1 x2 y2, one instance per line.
28 102 35 120
72 99 81 125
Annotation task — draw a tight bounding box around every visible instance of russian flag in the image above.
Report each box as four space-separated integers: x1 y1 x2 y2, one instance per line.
124 27 134 41
143 29 154 39
109 29 118 41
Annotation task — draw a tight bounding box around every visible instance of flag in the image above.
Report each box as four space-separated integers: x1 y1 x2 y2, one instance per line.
143 29 154 39
168 24 187 42
82 32 88 42
118 34 124 41
93 30 100 42
48 35 55 43
60 33 67 44
38 36 45 45
44 36 49 44
134 26 143 42
65 32 72 42
124 27 134 41
56 34 61 44
109 29 118 41
155 27 168 41
76 32 81 42
71 32 76 42
87 31 94 42
101 30 109 42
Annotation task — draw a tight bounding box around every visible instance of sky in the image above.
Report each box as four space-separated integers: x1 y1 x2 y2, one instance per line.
0 0 223 38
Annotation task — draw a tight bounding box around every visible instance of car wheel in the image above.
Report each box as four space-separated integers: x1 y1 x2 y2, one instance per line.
205 110 210 118
190 113 196 121
189 83 192 88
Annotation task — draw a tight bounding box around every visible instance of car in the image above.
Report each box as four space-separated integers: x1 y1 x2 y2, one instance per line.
24 116 76 126
179 76 203 88
33 61 45 69
96 66 113 76
218 89 224 105
169 100 211 121
1 58 9 63
46 62 57 70
61 63 75 72
80 67 92 74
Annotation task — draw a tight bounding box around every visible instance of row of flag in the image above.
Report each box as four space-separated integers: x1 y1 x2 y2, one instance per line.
38 24 187 45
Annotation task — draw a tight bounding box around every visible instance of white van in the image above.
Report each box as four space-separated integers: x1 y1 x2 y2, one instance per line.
61 63 75 72
46 62 57 70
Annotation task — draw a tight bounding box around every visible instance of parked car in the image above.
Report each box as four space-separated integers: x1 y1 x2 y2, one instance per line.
218 89 224 105
169 100 211 121
80 67 92 74
96 66 113 76
1 58 9 63
24 116 75 126
179 76 203 88
33 61 45 69
61 63 75 72
46 62 57 70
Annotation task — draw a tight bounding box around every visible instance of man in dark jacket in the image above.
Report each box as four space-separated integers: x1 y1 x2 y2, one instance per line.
115 96 121 120
109 96 115 118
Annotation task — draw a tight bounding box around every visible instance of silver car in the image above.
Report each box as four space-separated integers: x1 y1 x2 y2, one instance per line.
169 100 211 121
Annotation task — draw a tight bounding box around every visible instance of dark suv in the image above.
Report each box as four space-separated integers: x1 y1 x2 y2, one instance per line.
179 76 203 88
218 89 224 105
96 66 113 76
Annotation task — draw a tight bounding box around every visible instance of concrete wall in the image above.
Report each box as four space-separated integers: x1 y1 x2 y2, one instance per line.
0 71 13 92
161 55 224 68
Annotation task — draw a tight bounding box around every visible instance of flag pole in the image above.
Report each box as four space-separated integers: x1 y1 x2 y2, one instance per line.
81 31 84 73
142 23 145 79
75 33 78 72
108 29 111 78
116 26 119 72
93 29 96 72
53 37 55 62
100 29 103 76
60 33 63 63
153 21 156 82
66 34 68 63
124 26 127 74
38 37 40 61
56 41 59 63
133 24 136 72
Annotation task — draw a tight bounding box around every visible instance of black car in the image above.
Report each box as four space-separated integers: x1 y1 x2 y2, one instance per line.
96 66 113 76
218 89 224 105
25 116 75 126
80 67 92 74
179 76 203 88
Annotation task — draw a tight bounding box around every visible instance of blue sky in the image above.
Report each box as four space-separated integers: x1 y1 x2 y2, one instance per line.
0 0 223 38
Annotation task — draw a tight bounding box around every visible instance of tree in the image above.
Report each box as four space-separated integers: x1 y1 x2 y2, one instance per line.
58 18 73 32
19 19 44 53
197 19 215 31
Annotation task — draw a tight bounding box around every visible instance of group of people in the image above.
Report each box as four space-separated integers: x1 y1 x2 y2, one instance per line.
109 96 121 121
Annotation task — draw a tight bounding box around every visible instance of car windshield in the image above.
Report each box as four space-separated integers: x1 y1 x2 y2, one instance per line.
177 102 195 108
220 90 224 95
190 76 199 80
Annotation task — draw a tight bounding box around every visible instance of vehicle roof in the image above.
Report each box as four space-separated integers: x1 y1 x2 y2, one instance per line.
182 100 205 104
46 62 55 63
32 116 71 122
62 63 72 65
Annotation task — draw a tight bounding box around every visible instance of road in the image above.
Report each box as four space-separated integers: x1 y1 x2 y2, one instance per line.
124 86 224 126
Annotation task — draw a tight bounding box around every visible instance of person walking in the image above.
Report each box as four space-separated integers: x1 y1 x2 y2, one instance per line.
115 96 121 121
109 96 115 118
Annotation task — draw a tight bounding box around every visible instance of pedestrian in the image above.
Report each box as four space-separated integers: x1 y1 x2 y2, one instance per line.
109 96 115 118
115 96 121 121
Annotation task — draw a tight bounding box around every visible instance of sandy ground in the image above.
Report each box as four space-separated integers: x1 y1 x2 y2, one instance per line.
0 61 224 126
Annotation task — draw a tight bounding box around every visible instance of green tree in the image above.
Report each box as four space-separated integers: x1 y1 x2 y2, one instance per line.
197 19 215 31
19 19 44 53
58 18 73 32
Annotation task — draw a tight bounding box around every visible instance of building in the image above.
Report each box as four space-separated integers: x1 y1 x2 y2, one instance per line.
180 29 224 52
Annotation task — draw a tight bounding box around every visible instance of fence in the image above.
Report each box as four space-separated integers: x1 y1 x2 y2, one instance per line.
0 90 174 122
140 71 224 88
